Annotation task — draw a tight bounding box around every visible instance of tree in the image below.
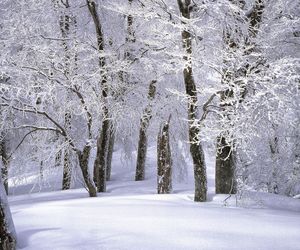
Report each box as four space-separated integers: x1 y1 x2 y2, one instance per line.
0 175 16 250
215 0 247 194
52 0 79 191
0 0 98 197
86 0 111 193
135 80 157 181
0 132 10 194
177 0 207 202
214 0 300 196
157 116 172 194
0 0 298 202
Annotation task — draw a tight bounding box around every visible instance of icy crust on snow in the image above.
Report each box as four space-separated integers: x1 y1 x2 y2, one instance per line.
7 147 300 250
9 189 300 250
212 191 300 213
240 191 300 212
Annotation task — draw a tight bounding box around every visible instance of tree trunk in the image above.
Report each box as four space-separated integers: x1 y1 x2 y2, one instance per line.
157 117 172 194
77 146 97 197
62 148 72 190
53 0 76 190
215 50 237 194
106 129 115 181
215 136 237 194
268 127 279 194
62 112 72 190
135 80 157 181
86 0 111 193
94 118 110 192
177 0 207 202
0 133 9 194
0 176 16 250
215 0 266 194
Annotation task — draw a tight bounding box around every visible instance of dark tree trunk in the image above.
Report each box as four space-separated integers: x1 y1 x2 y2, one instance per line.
157 117 172 194
87 0 111 193
53 0 76 190
106 129 115 181
62 112 72 190
105 0 137 182
1 165 8 195
94 118 110 192
77 145 97 197
215 136 237 194
215 1 240 195
125 0 136 56
0 177 16 250
55 145 62 168
177 0 207 202
0 134 9 195
268 127 279 194
62 148 72 190
135 80 157 181
215 0 266 194
248 0 266 40
135 129 147 181
215 66 237 194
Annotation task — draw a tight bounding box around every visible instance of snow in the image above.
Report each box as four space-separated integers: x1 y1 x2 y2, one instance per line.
294 194 300 199
8 147 300 250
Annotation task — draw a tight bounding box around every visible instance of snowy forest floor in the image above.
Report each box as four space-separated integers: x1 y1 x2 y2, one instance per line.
8 146 300 250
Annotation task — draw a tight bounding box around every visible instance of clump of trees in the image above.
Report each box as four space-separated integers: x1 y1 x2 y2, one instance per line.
0 0 299 244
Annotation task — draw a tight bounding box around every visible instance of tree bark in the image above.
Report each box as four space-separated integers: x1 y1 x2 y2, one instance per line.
94 119 110 192
0 134 9 194
157 117 172 194
53 0 76 190
0 176 16 250
135 80 157 181
62 148 72 190
86 0 111 193
178 0 207 202
215 136 237 194
215 15 239 194
77 145 97 197
106 129 115 181
60 10 73 190
215 0 266 194
125 0 136 57
62 111 72 190
268 126 279 194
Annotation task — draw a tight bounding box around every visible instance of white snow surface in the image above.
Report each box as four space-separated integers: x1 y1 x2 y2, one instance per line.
8 147 300 250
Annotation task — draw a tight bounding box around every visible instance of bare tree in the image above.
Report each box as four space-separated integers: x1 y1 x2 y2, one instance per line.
215 0 245 194
51 0 80 190
135 80 157 181
0 133 9 194
215 0 267 194
177 0 207 202
0 175 16 250
157 116 172 194
87 0 111 193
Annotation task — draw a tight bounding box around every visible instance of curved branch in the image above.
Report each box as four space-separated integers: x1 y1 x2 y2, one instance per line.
199 90 222 123
72 87 93 139
0 102 79 153
7 128 39 160
0 103 66 136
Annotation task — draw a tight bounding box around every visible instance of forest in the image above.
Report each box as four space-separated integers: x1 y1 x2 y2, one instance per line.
0 0 300 249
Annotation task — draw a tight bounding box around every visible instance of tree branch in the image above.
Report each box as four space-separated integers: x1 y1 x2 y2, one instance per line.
7 127 56 160
199 91 222 123
0 102 78 152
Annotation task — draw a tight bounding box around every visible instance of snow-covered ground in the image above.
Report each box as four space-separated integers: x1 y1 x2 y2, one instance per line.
8 147 300 250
